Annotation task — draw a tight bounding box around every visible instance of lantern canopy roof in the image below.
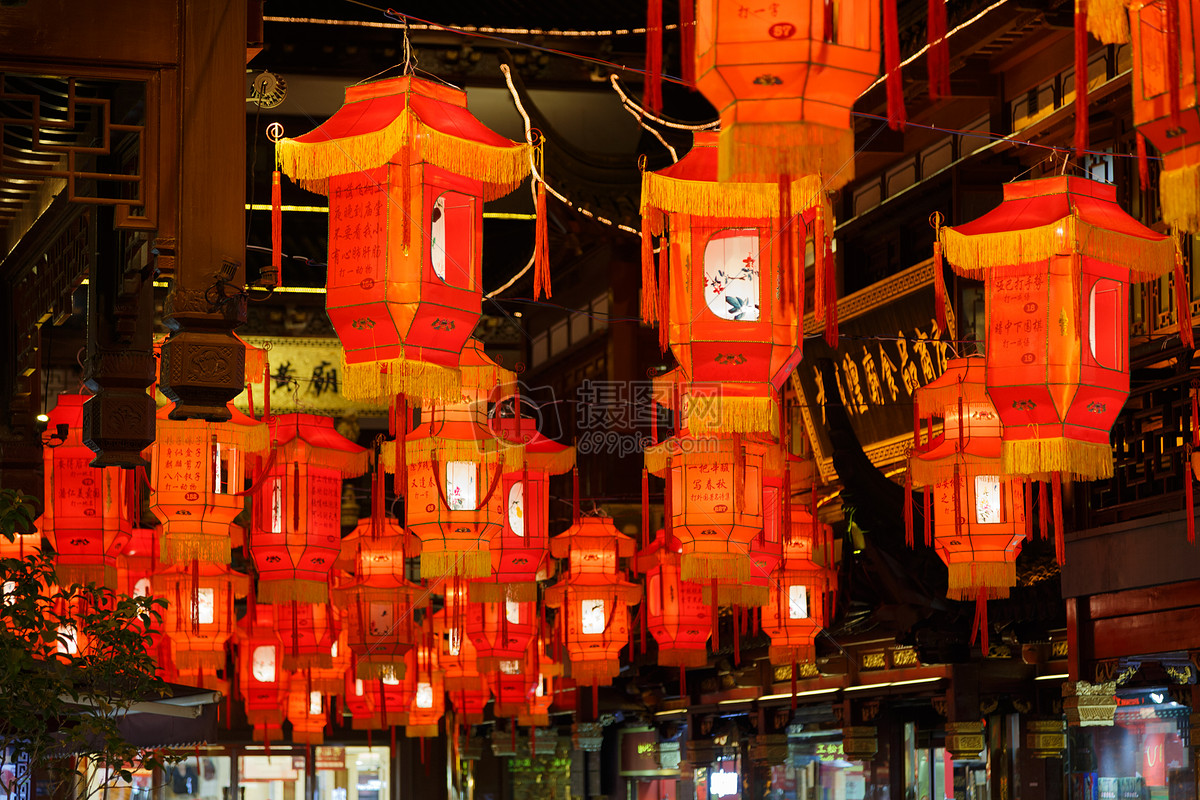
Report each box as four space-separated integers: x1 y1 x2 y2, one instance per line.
910 356 1005 486
941 176 1174 281
267 413 369 477
275 75 532 199
550 516 637 559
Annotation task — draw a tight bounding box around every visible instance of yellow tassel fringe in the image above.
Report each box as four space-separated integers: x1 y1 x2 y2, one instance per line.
1085 0 1130 44
357 658 405 681
256 579 330 605
942 215 1174 282
54 564 117 590
274 443 369 478
341 355 463 405
1160 163 1200 235
525 445 576 475
172 649 226 671
909 455 1004 488
719 122 855 190
276 107 531 201
468 580 538 603
387 437 519 471
405 724 439 739
945 562 1016 601
161 535 232 566
1001 437 1113 480
681 553 751 584
570 660 620 684
656 648 710 668
156 418 269 453
684 394 779 435
641 171 826 219
915 383 993 419
419 548 492 580
768 644 815 667
283 653 334 671
703 582 769 608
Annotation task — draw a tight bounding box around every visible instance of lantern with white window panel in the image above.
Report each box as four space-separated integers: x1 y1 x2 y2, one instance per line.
759 504 836 666
235 604 288 727
343 669 382 730
516 628 559 727
636 530 711 668
378 648 418 727
387 340 515 580
250 414 368 604
405 636 444 738
465 598 536 674
158 561 249 672
149 402 267 565
286 676 328 745
543 517 642 686
910 357 1027 629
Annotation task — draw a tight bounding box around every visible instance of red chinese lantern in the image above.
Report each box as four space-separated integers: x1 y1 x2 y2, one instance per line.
434 579 479 684
277 601 339 671
158 561 248 672
910 357 1027 650
405 637 444 738
448 676 490 725
466 598 537 674
389 340 516 579
275 76 532 403
343 670 382 730
645 432 785 583
250 414 367 603
543 517 641 686
303 626 352 694
693 0 880 187
236 604 288 727
636 531 711 668
701 461 787 609
149 403 267 565
378 648 418 727
940 176 1174 480
516 628 559 727
474 414 574 603
116 527 156 600
41 395 133 588
760 504 836 666
286 677 327 745
333 516 426 679
640 136 827 420
1129 0 1200 233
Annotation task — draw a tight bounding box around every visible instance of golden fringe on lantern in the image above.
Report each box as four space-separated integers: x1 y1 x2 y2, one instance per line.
156 418 269 453
1085 0 1130 44
643 436 784 476
405 724 439 739
703 583 769 608
914 386 993 419
570 660 621 684
54 564 117 590
389 438 521 470
256 579 330 605
684 395 779 435
768 645 815 668
681 553 751 583
524 445 576 475
656 648 710 668
274 442 369 478
356 658 405 681
1160 164 1200 235
275 108 532 201
945 562 1016 601
162 535 231 565
469 580 539 603
1002 438 1113 481
283 652 333 671
718 122 855 190
909 456 1004 488
172 649 228 672
247 710 284 727
518 711 551 727
341 355 463 405
292 730 324 745
641 171 827 220
941 216 1175 282
419 549 492 580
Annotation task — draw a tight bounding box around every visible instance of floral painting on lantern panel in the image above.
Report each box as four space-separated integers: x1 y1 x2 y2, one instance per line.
703 229 760 321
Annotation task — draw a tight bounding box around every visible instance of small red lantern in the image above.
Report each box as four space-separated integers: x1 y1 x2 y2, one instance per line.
250 414 368 603
343 670 382 730
760 504 836 666
693 0 880 187
635 531 711 668
275 76 532 403
448 676 490 725
466 598 536 674
286 678 327 745
543 517 641 686
1129 1 1200 232
236 604 288 727
158 561 248 672
940 176 1174 480
405 638 444 738
277 601 339 672
149 403 267 564
41 394 133 588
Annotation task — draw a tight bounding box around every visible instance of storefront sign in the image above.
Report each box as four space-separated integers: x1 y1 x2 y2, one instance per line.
234 337 387 416
620 728 678 777
314 747 345 770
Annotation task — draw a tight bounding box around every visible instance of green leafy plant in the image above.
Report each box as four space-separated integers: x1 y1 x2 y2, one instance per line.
0 488 180 799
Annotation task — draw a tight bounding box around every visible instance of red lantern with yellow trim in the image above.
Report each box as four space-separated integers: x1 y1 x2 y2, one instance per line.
448 677 491 725
636 531 711 668
940 176 1174 480
910 357 1027 649
1129 1 1200 233
149 403 267 565
516 628 559 727
343 670 382 730
41 394 133 588
159 561 248 673
275 76 532 404
251 414 368 603
277 601 339 672
466 598 536 674
543 517 641 687
693 0 880 187
640 136 827 424
405 637 444 738
236 604 288 727
760 504 836 666
286 678 327 745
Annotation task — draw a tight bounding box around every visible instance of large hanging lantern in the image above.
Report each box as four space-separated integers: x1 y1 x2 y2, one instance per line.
640 137 827 426
1129 1 1200 233
304 627 351 695
911 357 1028 602
693 0 880 187
275 76 532 403
543 517 641 686
158 561 249 673
41 394 132 588
635 531 711 668
333 515 425 679
250 414 368 603
940 176 1174 480
760 504 836 666
393 341 515 579
236 604 288 728
148 403 267 564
